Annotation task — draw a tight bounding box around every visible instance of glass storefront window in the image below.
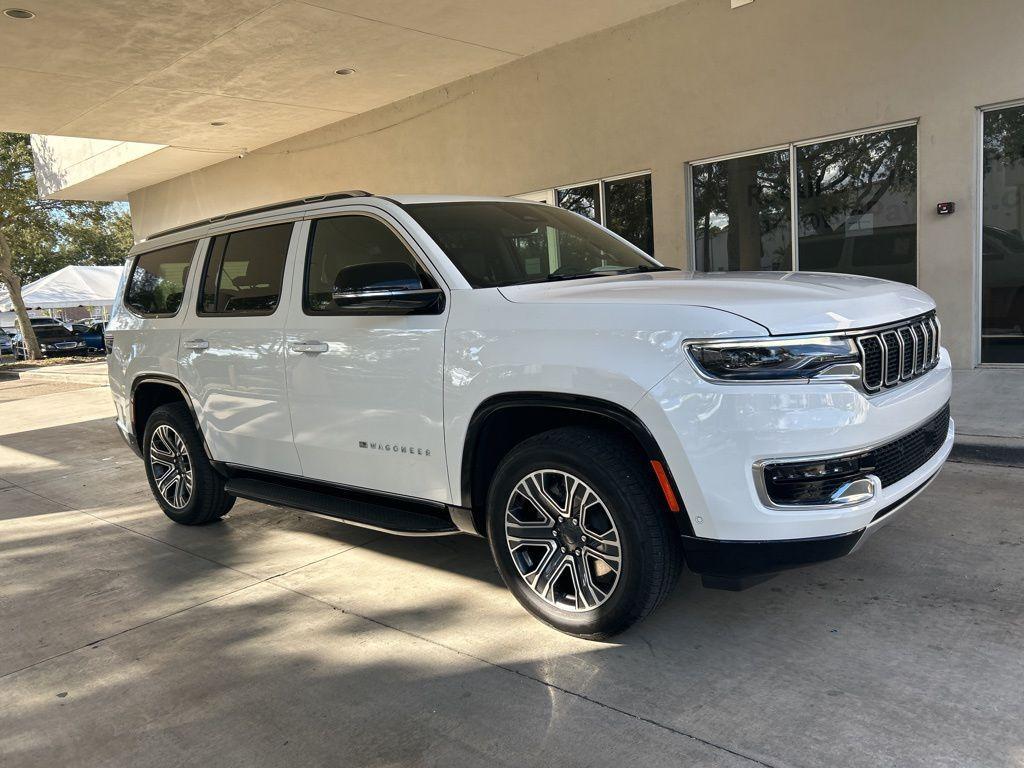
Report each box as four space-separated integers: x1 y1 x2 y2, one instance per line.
796 125 917 284
556 184 600 222
692 150 791 271
982 105 1024 363
690 124 918 285
603 174 654 254
554 174 656 255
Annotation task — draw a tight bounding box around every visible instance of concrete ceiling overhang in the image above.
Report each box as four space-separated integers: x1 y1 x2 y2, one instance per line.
2 0 684 199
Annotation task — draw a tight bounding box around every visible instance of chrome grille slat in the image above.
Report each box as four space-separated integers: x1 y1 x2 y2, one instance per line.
855 312 938 393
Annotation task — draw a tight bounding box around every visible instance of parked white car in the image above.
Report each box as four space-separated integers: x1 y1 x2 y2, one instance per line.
106 192 953 637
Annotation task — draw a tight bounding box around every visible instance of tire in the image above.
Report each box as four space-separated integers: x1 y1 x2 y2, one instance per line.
142 402 234 525
487 427 683 639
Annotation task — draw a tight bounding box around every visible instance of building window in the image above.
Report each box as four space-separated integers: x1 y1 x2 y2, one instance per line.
689 123 918 284
796 125 917 284
552 172 655 255
603 174 654 255
692 150 791 271
981 104 1024 363
557 184 600 223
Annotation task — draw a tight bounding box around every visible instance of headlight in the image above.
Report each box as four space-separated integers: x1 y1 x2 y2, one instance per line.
687 336 859 381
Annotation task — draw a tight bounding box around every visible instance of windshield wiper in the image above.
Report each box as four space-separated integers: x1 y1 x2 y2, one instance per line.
613 264 678 275
541 264 677 283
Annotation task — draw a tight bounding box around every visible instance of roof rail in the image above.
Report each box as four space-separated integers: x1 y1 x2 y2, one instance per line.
144 190 374 242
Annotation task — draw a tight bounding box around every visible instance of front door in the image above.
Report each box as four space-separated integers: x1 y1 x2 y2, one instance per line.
284 211 449 503
177 221 302 475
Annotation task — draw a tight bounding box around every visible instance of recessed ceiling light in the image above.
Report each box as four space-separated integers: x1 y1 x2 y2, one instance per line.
3 8 35 19
209 121 227 127
334 68 356 76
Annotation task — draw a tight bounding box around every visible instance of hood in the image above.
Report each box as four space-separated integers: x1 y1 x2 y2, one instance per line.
497 271 935 335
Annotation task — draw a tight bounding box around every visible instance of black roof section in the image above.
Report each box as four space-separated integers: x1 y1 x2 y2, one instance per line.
145 190 373 242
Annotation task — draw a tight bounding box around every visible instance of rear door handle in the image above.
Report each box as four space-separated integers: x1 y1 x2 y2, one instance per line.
183 339 209 351
290 341 328 354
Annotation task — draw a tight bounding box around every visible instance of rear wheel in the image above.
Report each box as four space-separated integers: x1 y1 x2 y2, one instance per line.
142 402 234 525
487 427 683 639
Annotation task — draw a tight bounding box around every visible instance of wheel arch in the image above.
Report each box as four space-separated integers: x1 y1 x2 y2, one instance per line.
460 392 692 537
130 375 219 466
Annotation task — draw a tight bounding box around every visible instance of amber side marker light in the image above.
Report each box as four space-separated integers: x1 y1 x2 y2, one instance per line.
650 460 681 513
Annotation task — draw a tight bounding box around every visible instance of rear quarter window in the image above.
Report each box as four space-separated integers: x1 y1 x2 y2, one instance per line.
125 241 198 317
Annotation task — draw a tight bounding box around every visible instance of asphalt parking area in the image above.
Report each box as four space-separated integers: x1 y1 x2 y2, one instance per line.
1 381 1022 767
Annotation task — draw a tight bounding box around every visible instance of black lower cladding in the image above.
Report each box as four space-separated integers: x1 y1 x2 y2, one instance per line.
684 471 939 583
763 402 951 505
681 529 863 579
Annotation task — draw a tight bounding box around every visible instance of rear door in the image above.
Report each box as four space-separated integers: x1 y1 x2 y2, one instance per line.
284 209 450 502
177 220 302 475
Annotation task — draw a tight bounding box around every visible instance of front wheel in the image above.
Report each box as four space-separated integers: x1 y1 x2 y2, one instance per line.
487 427 683 639
142 402 234 525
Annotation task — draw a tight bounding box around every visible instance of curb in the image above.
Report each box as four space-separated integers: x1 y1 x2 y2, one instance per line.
0 368 109 386
949 434 1024 468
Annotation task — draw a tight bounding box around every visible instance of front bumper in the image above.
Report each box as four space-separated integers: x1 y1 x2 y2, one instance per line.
680 465 943 584
636 348 954 542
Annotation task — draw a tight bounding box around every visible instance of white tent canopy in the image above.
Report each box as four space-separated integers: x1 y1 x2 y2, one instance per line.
0 265 124 311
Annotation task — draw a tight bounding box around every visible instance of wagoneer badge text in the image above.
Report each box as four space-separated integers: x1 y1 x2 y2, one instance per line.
359 441 431 456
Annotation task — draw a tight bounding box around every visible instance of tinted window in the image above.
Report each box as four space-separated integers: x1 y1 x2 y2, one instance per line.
305 216 435 313
603 174 654 255
692 150 792 271
125 241 197 316
199 223 292 315
407 202 667 288
796 125 917 284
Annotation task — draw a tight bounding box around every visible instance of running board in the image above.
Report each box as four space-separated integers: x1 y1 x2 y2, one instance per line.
223 477 460 536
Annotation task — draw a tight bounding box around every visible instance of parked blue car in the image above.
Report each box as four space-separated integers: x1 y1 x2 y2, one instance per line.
71 321 107 354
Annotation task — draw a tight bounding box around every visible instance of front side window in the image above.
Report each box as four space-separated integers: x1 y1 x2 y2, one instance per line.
125 241 197 317
199 223 292 315
692 150 792 272
407 201 668 288
304 215 436 314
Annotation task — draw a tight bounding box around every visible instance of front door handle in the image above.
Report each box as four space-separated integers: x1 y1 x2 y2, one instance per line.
183 339 209 351
290 341 328 354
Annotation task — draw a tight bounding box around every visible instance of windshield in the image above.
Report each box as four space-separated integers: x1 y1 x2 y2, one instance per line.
406 201 670 288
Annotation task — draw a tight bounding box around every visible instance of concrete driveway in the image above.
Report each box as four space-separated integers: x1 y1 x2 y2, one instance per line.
1 381 1022 768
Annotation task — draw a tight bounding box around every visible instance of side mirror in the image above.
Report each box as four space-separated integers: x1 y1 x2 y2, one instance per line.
331 260 445 314
331 287 445 315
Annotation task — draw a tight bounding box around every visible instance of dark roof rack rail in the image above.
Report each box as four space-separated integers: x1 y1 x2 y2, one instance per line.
143 190 373 242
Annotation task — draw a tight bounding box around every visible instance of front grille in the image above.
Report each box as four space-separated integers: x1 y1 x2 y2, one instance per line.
855 313 940 392
862 402 950 487
761 402 951 505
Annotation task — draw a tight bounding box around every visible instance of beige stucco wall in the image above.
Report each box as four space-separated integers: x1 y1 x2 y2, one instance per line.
128 0 1024 368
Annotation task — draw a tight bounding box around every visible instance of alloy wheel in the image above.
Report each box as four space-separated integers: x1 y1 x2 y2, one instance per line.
149 424 194 510
505 469 622 611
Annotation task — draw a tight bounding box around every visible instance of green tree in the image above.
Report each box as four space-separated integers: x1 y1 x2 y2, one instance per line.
0 133 132 360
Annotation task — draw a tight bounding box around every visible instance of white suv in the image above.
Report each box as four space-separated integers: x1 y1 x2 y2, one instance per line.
107 192 953 638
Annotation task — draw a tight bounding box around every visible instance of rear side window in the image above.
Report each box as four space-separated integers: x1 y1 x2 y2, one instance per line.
199 223 293 316
304 215 436 314
125 241 197 317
